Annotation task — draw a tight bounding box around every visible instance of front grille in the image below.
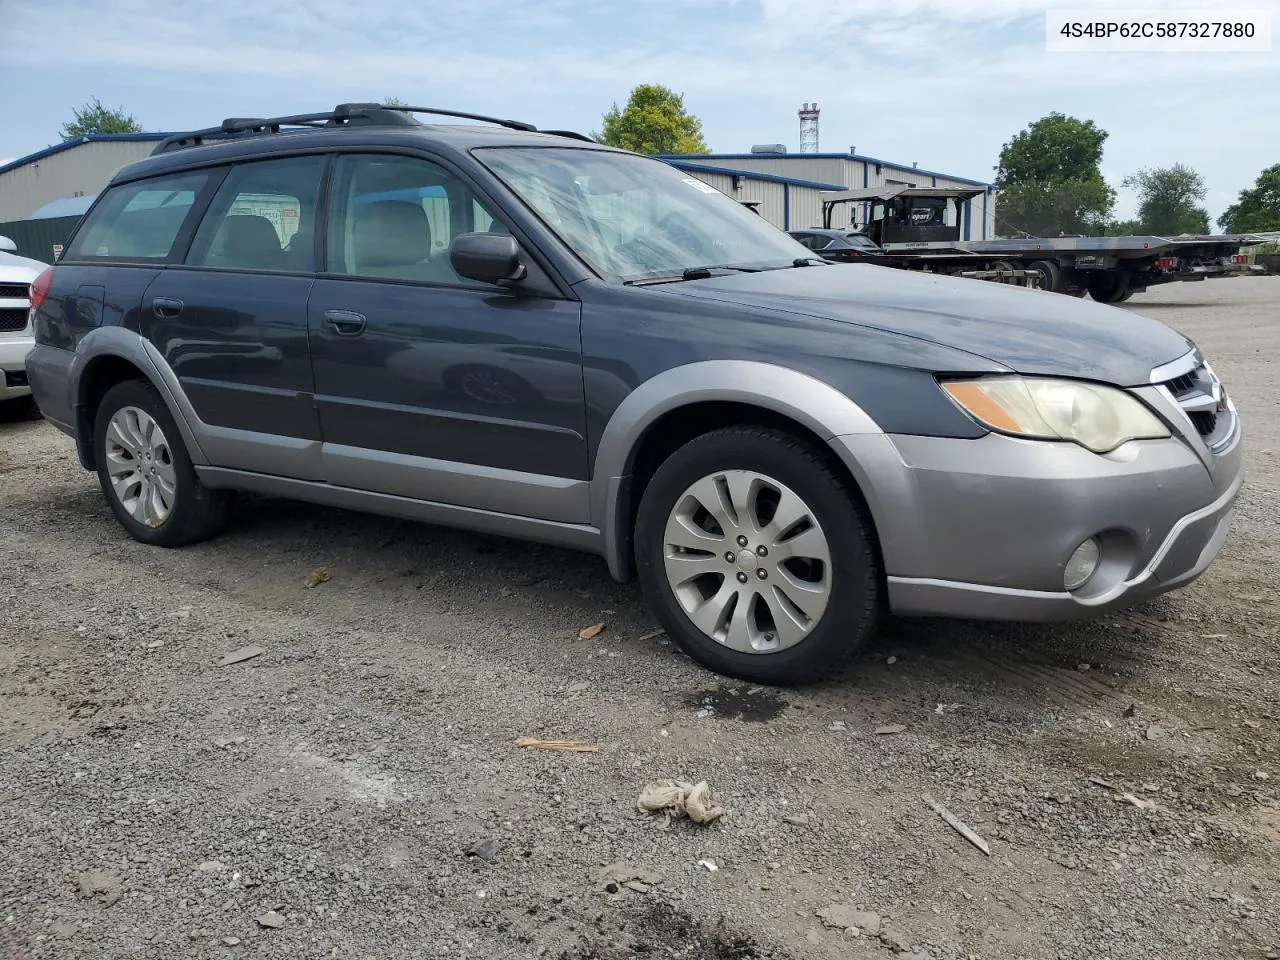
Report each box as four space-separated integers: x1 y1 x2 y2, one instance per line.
0 283 29 300
0 308 28 332
1188 411 1217 437
1155 357 1232 445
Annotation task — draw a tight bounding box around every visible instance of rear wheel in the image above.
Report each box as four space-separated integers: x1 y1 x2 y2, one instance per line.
93 380 229 547
635 426 881 685
1087 272 1132 304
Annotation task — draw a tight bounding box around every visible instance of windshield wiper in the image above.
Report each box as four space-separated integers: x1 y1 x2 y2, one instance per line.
681 264 762 279
790 257 828 267
623 265 762 286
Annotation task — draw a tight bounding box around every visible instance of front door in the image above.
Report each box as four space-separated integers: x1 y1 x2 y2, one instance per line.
141 154 325 478
308 152 588 522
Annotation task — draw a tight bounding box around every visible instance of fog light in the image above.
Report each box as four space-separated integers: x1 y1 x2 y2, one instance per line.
1064 538 1101 591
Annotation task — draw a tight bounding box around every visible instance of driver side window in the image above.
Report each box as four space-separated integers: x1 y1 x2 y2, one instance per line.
326 154 509 287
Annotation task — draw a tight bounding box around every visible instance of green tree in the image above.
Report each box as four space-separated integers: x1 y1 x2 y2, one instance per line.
993 112 1114 236
1104 218 1146 237
381 97 409 107
59 97 142 139
1217 163 1280 233
1123 164 1210 235
596 84 709 155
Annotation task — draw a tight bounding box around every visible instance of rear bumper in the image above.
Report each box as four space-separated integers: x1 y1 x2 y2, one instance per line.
24 342 76 434
835 423 1243 621
0 334 35 400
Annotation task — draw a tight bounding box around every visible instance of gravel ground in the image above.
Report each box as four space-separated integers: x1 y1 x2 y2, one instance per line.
1 276 1277 960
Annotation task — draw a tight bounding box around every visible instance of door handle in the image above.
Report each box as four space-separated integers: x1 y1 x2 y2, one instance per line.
323 309 366 336
152 297 184 319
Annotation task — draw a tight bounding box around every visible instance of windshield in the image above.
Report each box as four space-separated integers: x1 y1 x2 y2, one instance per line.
474 147 815 282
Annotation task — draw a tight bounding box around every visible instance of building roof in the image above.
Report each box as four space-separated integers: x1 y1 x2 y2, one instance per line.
657 152 992 188
0 133 176 178
820 185 987 203
29 194 99 219
664 159 846 191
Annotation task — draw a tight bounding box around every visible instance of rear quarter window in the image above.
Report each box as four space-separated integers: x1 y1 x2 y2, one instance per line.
66 172 211 261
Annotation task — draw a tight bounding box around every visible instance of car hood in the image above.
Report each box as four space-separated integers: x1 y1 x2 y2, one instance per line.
666 263 1193 385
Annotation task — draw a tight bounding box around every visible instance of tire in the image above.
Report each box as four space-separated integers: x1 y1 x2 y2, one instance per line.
1087 273 1131 304
0 395 41 422
1028 259 1062 293
634 426 882 685
93 379 229 547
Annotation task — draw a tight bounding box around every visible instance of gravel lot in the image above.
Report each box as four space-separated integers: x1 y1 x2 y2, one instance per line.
1 276 1277 960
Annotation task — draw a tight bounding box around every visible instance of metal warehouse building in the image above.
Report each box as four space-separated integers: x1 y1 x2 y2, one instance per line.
663 150 996 239
0 133 170 223
664 160 846 231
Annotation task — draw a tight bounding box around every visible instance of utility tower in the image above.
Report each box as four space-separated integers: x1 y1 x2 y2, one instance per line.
798 102 820 154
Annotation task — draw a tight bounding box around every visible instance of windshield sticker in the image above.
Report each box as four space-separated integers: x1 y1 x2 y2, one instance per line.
682 177 721 194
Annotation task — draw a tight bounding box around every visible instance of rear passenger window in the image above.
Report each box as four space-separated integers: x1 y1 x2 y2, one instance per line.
65 173 208 261
186 156 324 271
327 154 508 286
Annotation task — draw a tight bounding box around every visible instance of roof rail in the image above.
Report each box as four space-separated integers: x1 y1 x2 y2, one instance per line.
151 102 544 155
371 104 538 132
542 130 596 142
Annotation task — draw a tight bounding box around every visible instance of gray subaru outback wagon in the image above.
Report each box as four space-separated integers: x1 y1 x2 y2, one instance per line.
25 103 1243 684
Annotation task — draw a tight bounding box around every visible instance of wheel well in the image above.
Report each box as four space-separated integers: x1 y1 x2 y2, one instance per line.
618 400 879 580
75 355 148 470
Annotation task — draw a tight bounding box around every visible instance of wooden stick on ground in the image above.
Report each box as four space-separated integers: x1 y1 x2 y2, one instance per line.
923 792 990 856
515 737 599 753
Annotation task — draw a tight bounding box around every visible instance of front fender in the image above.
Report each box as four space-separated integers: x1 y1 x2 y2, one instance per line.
589 359 885 581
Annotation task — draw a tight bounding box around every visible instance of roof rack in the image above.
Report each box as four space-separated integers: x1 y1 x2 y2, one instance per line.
541 130 597 143
152 103 595 155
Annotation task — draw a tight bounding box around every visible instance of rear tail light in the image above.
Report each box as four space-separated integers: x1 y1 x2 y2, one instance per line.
28 267 53 316
1154 257 1179 269
1231 254 1249 264
838 250 862 261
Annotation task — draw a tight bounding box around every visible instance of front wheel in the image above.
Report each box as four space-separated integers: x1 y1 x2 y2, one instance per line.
635 427 881 685
93 379 229 547
1028 259 1062 293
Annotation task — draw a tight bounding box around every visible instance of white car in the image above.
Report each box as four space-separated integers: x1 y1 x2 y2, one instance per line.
0 236 45 416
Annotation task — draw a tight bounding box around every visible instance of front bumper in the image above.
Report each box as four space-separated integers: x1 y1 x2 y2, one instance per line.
0 333 35 401
835 418 1243 622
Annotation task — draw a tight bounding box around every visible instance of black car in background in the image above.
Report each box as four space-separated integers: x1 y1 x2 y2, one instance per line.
787 228 886 263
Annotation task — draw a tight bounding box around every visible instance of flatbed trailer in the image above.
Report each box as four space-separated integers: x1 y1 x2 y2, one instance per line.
818 186 1265 302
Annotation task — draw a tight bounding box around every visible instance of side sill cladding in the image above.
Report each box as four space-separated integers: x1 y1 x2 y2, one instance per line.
69 326 210 468
590 360 886 582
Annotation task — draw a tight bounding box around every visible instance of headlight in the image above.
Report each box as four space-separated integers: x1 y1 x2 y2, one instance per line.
941 376 1170 453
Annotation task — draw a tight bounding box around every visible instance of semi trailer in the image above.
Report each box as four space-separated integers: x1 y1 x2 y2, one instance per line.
815 185 1264 302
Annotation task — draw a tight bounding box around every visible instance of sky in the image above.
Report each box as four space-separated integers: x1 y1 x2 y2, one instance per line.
1 0 1276 225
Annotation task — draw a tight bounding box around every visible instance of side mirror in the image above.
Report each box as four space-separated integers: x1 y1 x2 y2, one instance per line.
450 232 526 286
0 236 16 253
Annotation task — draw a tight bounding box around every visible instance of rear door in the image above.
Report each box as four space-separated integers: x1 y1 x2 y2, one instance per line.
140 154 326 478
307 151 588 521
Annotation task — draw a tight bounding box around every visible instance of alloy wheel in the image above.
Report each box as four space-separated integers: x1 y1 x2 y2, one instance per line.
104 405 177 528
662 469 832 654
